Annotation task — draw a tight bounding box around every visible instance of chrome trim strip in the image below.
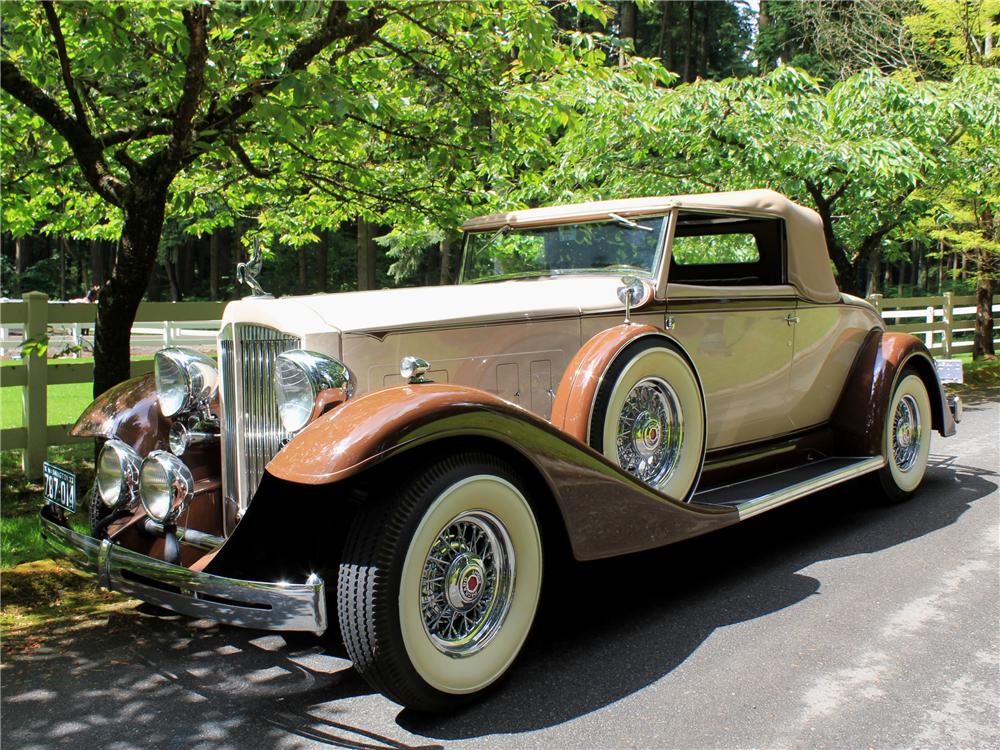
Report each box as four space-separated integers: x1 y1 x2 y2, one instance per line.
736 456 885 520
40 510 327 634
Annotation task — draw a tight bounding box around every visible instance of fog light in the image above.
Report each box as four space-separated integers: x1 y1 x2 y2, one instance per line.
139 451 194 522
96 439 141 509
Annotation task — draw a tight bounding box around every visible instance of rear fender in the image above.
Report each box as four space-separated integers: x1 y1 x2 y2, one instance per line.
265 384 737 561
832 330 954 456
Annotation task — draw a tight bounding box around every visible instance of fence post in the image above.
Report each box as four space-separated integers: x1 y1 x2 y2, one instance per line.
22 291 48 477
943 291 954 358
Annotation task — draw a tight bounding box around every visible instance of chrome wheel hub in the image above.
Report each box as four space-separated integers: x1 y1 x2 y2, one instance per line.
616 377 683 487
892 394 921 472
419 510 515 656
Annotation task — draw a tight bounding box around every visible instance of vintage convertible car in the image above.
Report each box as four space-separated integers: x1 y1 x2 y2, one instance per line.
41 189 960 711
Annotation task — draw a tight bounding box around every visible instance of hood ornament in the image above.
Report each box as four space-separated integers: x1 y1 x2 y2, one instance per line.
237 236 272 298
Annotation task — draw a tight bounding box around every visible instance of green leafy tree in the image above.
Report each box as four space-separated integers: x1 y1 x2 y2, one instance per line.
519 64 998 296
3 0 617 395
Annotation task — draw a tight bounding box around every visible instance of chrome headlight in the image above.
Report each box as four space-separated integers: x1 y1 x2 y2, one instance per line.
139 451 194 522
154 348 218 417
274 350 353 433
96 439 141 509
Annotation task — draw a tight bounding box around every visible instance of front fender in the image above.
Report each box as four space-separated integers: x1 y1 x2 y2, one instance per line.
265 384 737 561
832 330 955 455
69 373 169 454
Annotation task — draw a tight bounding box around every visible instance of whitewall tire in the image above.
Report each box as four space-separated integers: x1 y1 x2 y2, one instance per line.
338 453 542 711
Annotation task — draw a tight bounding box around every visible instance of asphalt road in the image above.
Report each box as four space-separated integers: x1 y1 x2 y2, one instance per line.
3 395 998 750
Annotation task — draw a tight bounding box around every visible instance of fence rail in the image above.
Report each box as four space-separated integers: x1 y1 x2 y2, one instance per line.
0 292 225 476
868 292 1000 357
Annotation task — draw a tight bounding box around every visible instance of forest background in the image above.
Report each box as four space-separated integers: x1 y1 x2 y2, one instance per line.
2 0 998 397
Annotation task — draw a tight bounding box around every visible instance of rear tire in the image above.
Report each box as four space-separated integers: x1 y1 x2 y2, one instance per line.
875 371 932 502
337 453 542 711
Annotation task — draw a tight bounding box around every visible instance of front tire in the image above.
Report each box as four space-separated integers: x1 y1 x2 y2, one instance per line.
875 371 932 502
337 453 542 711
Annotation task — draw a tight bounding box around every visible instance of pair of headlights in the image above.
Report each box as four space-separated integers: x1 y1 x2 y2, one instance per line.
154 347 352 435
104 348 353 522
97 440 193 522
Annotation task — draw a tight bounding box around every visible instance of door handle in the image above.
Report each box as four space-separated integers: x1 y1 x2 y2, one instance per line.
784 314 800 325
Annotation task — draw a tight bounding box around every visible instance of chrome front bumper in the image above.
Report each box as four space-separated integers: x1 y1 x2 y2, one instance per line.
39 508 327 634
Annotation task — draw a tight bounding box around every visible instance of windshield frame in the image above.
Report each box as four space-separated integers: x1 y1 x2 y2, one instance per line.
458 213 672 286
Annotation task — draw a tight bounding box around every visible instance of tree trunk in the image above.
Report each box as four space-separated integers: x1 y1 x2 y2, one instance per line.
298 246 309 293
440 234 454 286
757 0 772 71
14 237 25 294
697 2 709 79
91 240 105 287
619 1 637 64
973 266 995 360
93 183 169 397
209 229 221 300
357 218 377 291
656 2 671 68
867 253 880 297
318 232 330 293
59 236 68 299
682 2 695 82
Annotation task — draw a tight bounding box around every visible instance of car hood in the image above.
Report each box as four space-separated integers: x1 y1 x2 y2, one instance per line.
222 276 633 338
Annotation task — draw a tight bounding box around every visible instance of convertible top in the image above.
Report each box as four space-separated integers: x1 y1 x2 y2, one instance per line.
461 189 840 304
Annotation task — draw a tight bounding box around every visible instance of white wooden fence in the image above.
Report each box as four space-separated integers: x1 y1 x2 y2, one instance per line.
0 292 224 476
869 292 1000 358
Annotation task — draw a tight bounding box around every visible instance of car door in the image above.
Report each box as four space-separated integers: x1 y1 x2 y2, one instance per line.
664 213 797 450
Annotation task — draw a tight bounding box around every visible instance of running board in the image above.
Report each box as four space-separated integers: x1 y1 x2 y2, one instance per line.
691 456 886 520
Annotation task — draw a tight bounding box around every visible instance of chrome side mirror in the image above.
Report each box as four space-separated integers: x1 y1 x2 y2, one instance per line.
616 276 644 324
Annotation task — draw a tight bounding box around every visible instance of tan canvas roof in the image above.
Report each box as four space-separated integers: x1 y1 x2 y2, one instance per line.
462 189 840 304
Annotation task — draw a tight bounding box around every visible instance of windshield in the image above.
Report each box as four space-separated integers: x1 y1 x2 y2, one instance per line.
461 216 668 284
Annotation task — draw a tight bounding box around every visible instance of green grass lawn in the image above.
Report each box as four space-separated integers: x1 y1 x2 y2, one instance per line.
1 443 94 568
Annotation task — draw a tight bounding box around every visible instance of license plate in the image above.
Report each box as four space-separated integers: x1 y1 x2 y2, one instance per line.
43 462 77 513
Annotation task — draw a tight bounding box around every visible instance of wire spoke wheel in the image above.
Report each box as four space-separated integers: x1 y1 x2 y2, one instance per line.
891 394 921 472
614 377 683 487
419 510 515 656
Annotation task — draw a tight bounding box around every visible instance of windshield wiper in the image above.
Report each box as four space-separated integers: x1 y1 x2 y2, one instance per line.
608 213 654 232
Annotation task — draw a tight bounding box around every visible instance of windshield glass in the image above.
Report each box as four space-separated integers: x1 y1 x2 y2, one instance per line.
461 216 667 284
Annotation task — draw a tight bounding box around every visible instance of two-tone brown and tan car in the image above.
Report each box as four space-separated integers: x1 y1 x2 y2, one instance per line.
41 189 960 711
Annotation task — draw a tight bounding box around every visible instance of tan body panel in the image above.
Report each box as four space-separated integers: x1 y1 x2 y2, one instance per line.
341 318 581 420
265 383 737 561
665 289 796 449
789 303 882 429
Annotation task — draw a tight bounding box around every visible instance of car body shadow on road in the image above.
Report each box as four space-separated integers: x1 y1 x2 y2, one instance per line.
1 458 994 749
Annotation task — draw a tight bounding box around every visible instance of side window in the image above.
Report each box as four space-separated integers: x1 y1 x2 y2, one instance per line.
668 214 785 286
672 233 760 265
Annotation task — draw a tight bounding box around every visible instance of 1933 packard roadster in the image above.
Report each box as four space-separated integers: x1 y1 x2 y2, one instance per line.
40 189 960 711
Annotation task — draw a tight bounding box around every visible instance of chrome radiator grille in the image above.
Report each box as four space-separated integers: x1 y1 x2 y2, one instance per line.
219 324 300 513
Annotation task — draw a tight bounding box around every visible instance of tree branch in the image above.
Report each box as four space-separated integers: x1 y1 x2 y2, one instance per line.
194 3 386 142
0 58 124 205
172 6 211 153
41 0 90 130
226 135 276 178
